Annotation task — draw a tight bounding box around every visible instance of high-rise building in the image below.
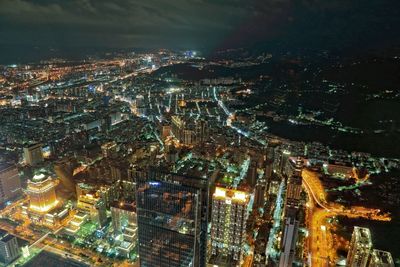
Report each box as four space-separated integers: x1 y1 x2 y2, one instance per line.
111 201 137 236
54 158 77 196
285 157 302 178
111 201 137 257
26 174 58 213
90 199 108 227
171 116 208 146
279 159 303 267
253 182 266 209
136 170 209 267
347 227 372 267
171 116 184 142
265 159 274 180
246 158 258 187
278 149 291 176
0 230 20 264
23 143 44 166
0 164 21 204
279 215 299 267
161 124 172 140
210 187 250 265
133 95 146 116
183 128 196 145
195 119 209 144
284 158 303 218
368 249 395 267
76 183 108 227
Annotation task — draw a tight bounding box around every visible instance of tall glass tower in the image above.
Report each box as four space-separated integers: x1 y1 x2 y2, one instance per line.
136 170 209 267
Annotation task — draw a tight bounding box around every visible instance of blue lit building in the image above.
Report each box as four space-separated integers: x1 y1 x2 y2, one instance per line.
136 170 209 267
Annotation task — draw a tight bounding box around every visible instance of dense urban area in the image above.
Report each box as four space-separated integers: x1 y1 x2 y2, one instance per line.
0 49 399 267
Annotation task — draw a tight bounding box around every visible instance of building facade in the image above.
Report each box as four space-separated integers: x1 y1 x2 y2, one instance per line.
347 227 373 267
0 230 20 264
0 164 21 204
136 170 209 267
111 201 138 257
23 143 44 166
279 215 299 267
279 158 303 267
368 249 395 267
210 187 250 265
26 174 58 214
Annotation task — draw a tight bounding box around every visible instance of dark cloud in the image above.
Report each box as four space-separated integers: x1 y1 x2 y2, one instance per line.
0 0 399 54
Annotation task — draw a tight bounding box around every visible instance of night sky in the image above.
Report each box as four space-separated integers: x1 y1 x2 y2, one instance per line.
1 0 400 57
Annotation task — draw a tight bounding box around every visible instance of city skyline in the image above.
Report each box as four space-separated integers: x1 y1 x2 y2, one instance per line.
0 1 399 267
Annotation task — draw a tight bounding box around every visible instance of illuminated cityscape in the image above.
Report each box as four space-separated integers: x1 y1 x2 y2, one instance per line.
0 1 400 267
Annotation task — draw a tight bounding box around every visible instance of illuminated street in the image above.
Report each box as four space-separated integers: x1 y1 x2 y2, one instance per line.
302 169 392 266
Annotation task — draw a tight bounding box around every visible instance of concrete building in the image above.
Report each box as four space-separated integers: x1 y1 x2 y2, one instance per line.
279 215 300 267
76 183 108 227
0 230 20 264
253 183 266 209
111 201 137 236
284 158 303 218
346 227 372 267
211 187 251 265
171 116 209 146
278 149 291 176
0 164 21 204
368 250 394 267
23 143 44 166
279 158 303 267
111 201 137 257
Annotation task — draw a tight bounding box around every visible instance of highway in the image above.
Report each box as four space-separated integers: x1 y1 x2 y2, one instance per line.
302 169 390 221
302 169 391 267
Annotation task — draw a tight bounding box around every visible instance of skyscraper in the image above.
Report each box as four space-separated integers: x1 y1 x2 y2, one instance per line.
111 201 137 257
368 249 395 267
171 116 184 142
76 183 108 227
347 227 372 267
278 149 291 176
26 174 58 213
284 158 303 218
136 170 209 267
279 215 300 267
23 143 44 166
0 164 21 204
0 230 20 264
280 158 303 267
195 119 209 144
111 201 137 236
210 187 250 265
253 182 266 209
